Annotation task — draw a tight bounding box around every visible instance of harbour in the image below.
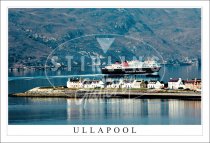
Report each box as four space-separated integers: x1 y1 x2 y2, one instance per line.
8 64 201 125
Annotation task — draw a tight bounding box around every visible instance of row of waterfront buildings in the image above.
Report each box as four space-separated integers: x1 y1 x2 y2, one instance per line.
67 78 201 91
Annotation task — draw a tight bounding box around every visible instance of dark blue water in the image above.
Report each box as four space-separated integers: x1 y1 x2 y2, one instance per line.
8 65 201 125
9 97 201 125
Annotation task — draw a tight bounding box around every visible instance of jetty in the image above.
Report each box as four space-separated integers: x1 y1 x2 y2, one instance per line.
9 86 201 99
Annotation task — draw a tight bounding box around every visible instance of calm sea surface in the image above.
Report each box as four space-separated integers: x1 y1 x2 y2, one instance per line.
8 65 201 125
9 97 201 125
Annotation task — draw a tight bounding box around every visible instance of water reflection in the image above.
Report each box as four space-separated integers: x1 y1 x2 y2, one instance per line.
9 97 201 125
66 98 201 125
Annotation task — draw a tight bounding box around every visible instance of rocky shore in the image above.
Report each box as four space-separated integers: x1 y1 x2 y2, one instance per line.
9 86 201 99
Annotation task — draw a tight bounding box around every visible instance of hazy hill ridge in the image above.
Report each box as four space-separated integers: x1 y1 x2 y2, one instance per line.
9 8 201 68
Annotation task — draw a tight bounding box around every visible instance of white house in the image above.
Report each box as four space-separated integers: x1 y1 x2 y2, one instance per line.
83 80 105 89
132 80 147 88
106 82 113 88
92 80 105 88
168 78 185 89
106 80 123 88
183 78 201 91
147 80 164 89
83 81 92 88
67 78 83 88
121 80 133 88
111 80 122 88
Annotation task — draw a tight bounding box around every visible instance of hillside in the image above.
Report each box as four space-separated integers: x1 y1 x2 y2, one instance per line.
8 8 201 68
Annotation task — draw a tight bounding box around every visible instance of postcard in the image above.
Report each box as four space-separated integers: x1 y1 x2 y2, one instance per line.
1 0 209 142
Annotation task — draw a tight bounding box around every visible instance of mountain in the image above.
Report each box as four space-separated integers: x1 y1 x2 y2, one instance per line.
8 8 201 68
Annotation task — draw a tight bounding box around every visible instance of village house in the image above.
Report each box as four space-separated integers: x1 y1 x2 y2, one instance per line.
106 82 113 88
105 80 146 89
106 80 122 88
168 78 185 89
67 78 83 88
132 80 147 88
183 78 201 91
121 80 133 88
83 80 105 89
83 81 92 88
147 80 164 89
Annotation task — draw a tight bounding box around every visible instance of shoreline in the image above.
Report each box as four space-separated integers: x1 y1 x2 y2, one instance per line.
9 86 201 100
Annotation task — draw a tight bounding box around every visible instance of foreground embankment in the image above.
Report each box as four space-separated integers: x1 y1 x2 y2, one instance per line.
9 86 201 99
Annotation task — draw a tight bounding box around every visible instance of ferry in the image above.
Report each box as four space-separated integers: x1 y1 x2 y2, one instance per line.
101 60 161 74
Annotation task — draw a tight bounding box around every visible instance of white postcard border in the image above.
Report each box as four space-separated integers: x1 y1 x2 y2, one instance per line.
1 1 209 142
